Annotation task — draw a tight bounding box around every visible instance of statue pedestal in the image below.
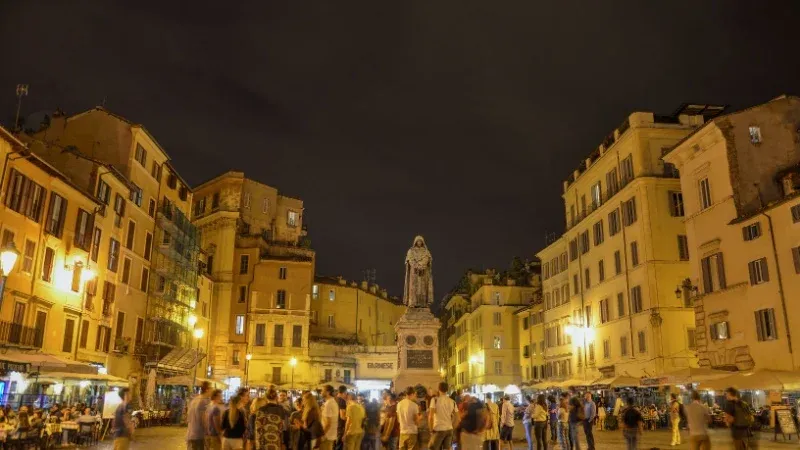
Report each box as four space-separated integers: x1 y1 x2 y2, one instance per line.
393 308 441 394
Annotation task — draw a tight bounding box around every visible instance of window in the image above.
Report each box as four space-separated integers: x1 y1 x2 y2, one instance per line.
62 318 75 353
791 204 800 223
710 321 729 340
328 289 335 301
598 259 605 282
129 184 143 207
617 293 625 317
134 144 147 166
701 253 727 293
493 336 501 349
570 205 576 225
242 192 251 209
608 209 621 236
585 305 592 326
590 182 602 208
108 238 120 272
113 194 126 226
324 368 332 382
140 267 149 292
584 268 591 289
96 180 110 205
235 315 245 335
71 262 83 292
614 250 622 275
151 162 162 181
593 220 604 246
262 198 269 214
749 126 762 144
255 324 266 346
135 317 144 343
125 220 136 249
21 240 35 274
45 193 67 238
4 169 46 221
606 168 619 196
232 350 240 365
121 258 131 284
748 258 769 285
148 198 156 217
569 239 578 261
42 247 55 282
603 339 610 359
492 291 501 305
755 308 777 341
600 299 609 323
742 223 762 241
292 325 302 347
274 324 284 347
620 336 628 356
144 232 152 260
238 286 247 303
588 343 595 363
115 311 126 345
678 235 689 261
630 241 639 266
638 330 647 353
522 317 529 330
687 328 696 350
699 178 712 210
669 192 684 217
622 197 637 226
312 285 319 300
573 274 579 296
620 155 634 182
239 254 249 274
327 314 336 329
287 210 299 227
279 267 287 280
494 361 502 375
631 286 643 313
79 320 90 349
493 312 501 326
523 345 530 358
276 290 286 309
73 209 94 251
579 231 590 254
194 198 206 216
211 192 220 209
580 195 587 217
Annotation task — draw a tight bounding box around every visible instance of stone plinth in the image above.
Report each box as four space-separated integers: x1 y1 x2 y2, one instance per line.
393 308 441 393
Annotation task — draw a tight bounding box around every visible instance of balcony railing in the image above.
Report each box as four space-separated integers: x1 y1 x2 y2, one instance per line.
0 321 43 348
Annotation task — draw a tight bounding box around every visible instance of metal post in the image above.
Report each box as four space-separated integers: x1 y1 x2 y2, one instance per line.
291 365 294 391
191 338 199 395
245 359 249 387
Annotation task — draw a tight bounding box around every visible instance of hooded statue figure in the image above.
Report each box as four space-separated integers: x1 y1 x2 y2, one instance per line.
403 236 434 308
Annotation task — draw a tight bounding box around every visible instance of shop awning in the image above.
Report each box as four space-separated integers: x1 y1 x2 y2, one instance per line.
698 369 800 392
529 381 558 390
590 375 641 388
2 350 97 374
35 372 129 387
159 375 226 389
150 347 205 374
557 378 592 389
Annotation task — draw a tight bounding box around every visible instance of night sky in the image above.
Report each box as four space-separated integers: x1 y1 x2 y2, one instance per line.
1 2 799 304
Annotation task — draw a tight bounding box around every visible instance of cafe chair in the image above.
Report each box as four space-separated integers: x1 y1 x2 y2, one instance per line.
75 423 95 446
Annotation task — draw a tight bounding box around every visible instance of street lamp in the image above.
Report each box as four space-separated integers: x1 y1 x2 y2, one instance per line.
188 314 198 328
245 353 252 387
289 357 297 391
190 328 204 395
675 278 699 306
0 242 20 310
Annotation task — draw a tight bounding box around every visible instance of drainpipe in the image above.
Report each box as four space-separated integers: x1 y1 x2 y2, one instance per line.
615 152 637 364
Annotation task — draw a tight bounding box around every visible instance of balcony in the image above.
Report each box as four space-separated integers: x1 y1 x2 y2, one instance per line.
0 321 43 348
565 176 632 231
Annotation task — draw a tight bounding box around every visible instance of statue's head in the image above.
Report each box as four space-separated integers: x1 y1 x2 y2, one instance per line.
413 235 426 248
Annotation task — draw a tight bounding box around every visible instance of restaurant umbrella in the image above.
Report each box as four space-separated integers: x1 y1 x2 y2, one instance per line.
145 369 157 409
698 369 800 391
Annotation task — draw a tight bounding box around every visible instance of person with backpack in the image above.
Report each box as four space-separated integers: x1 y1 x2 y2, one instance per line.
669 393 684 446
724 387 753 450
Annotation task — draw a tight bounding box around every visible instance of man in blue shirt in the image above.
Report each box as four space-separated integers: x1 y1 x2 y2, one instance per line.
582 392 596 450
547 396 559 444
113 388 133 450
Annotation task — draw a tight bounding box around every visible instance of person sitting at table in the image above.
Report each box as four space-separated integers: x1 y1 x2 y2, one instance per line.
30 411 43 429
6 410 18 428
13 410 31 439
77 408 96 424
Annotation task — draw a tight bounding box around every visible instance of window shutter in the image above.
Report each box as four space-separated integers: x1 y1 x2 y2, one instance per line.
769 309 777 338
748 261 756 286
793 248 800 274
709 323 716 340
701 258 713 293
755 311 764 341
716 254 727 289
761 258 770 282
742 226 748 241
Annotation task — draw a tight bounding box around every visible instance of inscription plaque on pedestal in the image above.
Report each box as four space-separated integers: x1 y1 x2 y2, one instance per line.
406 349 433 369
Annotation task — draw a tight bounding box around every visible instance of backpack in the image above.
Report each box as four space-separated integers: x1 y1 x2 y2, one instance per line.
733 401 754 428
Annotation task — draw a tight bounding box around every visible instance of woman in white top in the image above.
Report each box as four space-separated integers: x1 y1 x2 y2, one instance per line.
558 398 570 450
596 398 606 431
531 395 548 450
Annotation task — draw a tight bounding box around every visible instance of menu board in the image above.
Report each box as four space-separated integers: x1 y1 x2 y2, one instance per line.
775 409 797 436
102 391 123 420
406 350 433 369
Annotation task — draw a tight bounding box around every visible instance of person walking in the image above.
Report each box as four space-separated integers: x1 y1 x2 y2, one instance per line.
250 388 290 450
685 391 711 450
558 398 569 450
112 388 133 450
724 388 754 450
547 396 559 445
669 393 682 446
187 381 212 450
499 396 514 450
522 396 533 450
381 393 400 450
619 397 643 450
208 389 224 450
321 385 341 450
483 395 499 450
221 395 246 450
302 392 324 450
530 395 548 450
428 382 457 450
596 399 605 432
336 387 349 450
568 397 583 450
397 387 421 450
345 393 366 450
459 398 487 450
582 393 596 450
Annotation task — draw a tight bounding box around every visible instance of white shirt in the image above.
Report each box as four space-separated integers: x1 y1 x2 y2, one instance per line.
397 398 419 434
430 396 457 431
323 397 339 440
500 401 515 427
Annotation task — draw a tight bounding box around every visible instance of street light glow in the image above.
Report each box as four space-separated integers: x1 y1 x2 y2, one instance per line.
0 242 20 277
246 353 252 361
290 357 297 366
194 328 204 339
188 315 198 327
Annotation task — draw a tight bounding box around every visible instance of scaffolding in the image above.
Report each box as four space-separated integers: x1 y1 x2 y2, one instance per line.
140 197 201 367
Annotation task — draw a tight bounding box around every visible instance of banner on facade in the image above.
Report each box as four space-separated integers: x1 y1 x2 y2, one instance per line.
0 360 28 373
355 354 396 380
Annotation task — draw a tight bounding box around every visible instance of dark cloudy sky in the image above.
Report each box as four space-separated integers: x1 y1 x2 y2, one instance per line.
1 1 799 302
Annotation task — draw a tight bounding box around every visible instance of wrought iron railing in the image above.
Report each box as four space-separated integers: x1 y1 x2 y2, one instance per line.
0 321 43 348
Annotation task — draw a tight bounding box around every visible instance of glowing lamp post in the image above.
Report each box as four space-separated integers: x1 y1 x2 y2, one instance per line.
190 327 204 394
245 353 252 387
0 242 20 310
289 357 297 391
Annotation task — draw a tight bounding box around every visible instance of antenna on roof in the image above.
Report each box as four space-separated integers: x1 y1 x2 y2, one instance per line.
14 84 29 132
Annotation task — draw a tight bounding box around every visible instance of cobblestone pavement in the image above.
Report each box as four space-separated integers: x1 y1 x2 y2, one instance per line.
89 426 799 450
